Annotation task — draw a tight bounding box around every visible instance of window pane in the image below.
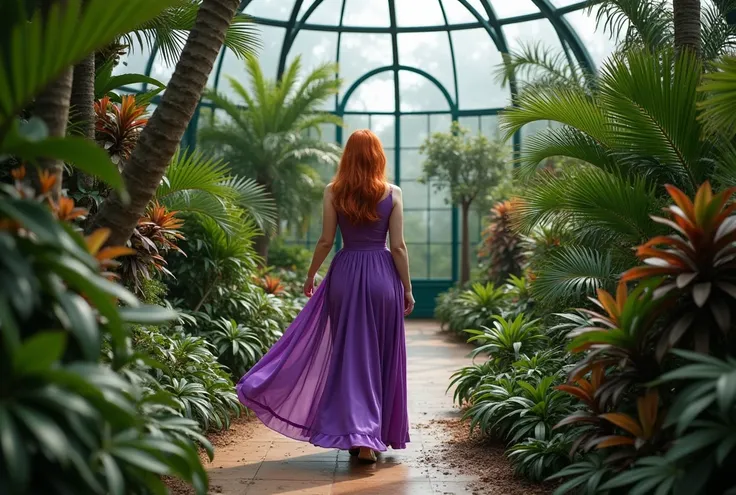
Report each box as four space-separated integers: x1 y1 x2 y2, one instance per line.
429 209 453 243
401 180 429 209
429 244 453 279
396 0 445 26
385 148 396 182
452 29 508 109
481 115 499 140
400 115 429 148
339 33 393 97
343 114 369 134
429 181 452 208
371 115 395 147
344 72 395 112
430 114 452 134
458 116 480 134
404 210 429 243
399 70 452 112
343 0 390 27
400 149 423 181
493 0 539 18
398 32 456 100
408 244 429 279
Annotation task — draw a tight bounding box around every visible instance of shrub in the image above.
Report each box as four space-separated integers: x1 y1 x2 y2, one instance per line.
0 172 210 494
478 200 525 285
466 314 546 369
208 318 266 378
267 237 312 273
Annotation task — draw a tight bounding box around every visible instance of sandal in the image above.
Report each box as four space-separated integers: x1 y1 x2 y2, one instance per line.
348 448 359 456
357 447 377 464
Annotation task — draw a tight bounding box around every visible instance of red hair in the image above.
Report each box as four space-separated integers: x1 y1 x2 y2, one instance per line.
332 129 388 224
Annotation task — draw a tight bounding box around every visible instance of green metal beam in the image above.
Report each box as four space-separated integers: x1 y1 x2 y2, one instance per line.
337 65 456 116
530 0 595 73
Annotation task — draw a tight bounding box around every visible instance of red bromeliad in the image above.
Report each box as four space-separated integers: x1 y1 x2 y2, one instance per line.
94 95 149 166
622 181 736 353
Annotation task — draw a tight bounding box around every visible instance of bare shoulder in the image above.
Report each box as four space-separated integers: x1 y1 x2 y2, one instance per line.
324 182 334 197
391 184 403 204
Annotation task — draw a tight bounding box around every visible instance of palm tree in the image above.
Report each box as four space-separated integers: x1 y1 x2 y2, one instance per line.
156 147 278 234
69 0 258 193
499 48 736 304
90 0 243 246
674 0 702 56
199 55 343 260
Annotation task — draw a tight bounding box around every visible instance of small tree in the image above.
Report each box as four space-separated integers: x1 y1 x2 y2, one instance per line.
419 122 507 285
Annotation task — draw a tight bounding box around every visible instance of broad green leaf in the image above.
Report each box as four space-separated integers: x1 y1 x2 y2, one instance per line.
5 133 123 192
118 305 178 324
56 292 101 360
0 408 29 490
0 0 178 130
13 332 67 375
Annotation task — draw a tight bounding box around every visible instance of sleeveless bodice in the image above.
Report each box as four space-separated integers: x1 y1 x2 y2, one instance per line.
337 190 393 251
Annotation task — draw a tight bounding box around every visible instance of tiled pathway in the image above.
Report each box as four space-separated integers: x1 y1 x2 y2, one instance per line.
206 320 476 494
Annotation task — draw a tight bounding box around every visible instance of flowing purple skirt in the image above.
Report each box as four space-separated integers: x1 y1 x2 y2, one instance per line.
236 248 410 451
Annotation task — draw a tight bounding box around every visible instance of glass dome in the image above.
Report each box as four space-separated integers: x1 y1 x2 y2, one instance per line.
117 0 616 315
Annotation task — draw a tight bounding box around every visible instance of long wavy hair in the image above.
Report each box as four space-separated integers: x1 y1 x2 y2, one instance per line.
332 129 388 224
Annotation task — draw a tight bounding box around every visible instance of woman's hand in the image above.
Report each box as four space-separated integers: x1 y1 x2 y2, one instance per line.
404 291 415 316
303 275 316 298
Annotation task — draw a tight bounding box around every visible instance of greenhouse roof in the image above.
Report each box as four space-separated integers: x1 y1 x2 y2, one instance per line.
120 0 616 116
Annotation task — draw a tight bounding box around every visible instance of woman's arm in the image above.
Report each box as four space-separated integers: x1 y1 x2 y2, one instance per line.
304 185 338 297
388 187 414 315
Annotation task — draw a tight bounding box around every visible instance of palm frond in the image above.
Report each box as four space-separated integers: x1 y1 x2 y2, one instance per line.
220 176 278 233
700 56 736 138
517 168 659 244
156 148 277 233
496 42 584 89
598 49 704 190
0 0 176 131
532 246 620 305
591 0 673 53
122 1 260 66
500 86 609 147
516 125 615 180
701 0 736 63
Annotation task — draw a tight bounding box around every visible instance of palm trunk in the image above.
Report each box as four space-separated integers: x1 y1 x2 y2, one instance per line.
89 0 240 245
68 52 96 195
33 1 73 201
460 200 471 285
673 0 701 58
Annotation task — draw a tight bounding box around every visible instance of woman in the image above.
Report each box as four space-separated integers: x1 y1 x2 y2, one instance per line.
237 129 414 463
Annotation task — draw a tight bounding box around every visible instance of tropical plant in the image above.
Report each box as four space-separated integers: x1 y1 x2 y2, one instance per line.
448 360 498 406
566 280 670 407
258 275 285 295
120 201 186 293
0 170 211 493
119 0 259 67
499 47 736 306
94 95 149 167
199 55 343 259
208 318 265 377
466 314 546 368
622 182 736 355
478 200 525 285
439 282 507 335
267 237 313 273
549 454 613 495
419 122 509 283
507 433 572 482
132 327 242 431
155 148 278 234
91 0 245 247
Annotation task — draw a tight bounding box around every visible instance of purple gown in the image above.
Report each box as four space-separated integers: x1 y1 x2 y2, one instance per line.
236 189 410 451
